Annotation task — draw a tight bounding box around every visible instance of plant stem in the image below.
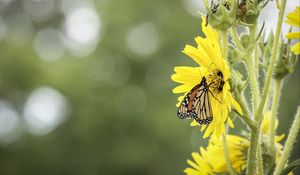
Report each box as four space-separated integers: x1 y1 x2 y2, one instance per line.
246 1 287 174
270 79 282 160
257 136 263 175
245 21 260 114
255 0 286 123
222 134 236 175
221 30 228 59
254 46 259 79
230 27 245 51
246 127 259 175
274 107 300 175
234 92 257 130
245 57 260 113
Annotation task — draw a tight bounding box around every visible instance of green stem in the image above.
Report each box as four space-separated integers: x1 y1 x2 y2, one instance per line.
246 1 287 174
274 107 300 175
257 136 263 175
234 92 257 130
222 134 236 175
245 57 260 113
221 30 228 59
270 79 282 160
255 0 286 123
254 46 259 79
245 21 260 114
230 27 245 51
246 127 259 175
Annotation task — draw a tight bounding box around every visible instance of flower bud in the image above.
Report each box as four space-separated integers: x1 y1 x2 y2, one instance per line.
205 0 237 31
237 0 259 25
229 69 246 93
274 41 298 79
240 33 250 48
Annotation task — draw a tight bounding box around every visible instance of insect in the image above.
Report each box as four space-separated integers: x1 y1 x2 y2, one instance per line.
177 76 213 125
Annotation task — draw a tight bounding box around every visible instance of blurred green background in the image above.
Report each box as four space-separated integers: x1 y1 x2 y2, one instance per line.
0 0 298 175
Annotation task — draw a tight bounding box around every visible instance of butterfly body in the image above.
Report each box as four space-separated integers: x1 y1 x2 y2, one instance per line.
177 77 213 125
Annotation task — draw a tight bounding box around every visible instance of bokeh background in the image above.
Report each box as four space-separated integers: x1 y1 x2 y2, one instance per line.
0 0 299 175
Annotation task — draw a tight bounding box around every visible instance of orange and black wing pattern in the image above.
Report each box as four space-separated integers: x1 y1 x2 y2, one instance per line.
177 77 213 125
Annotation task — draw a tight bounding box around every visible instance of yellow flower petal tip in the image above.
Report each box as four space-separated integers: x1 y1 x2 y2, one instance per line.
285 6 300 55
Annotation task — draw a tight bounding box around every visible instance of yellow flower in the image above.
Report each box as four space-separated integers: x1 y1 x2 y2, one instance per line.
285 6 300 55
184 112 293 175
261 111 294 175
184 135 249 175
171 17 242 138
261 111 285 160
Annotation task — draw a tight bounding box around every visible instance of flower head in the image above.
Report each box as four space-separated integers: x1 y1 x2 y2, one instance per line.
285 6 300 55
184 112 291 175
184 135 249 175
171 17 242 138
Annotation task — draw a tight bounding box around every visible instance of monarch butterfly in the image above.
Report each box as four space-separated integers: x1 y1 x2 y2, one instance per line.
177 76 213 125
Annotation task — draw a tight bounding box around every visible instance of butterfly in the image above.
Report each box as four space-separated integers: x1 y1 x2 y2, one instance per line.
177 76 213 125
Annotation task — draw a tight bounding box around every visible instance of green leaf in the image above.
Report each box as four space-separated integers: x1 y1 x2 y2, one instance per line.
280 159 300 175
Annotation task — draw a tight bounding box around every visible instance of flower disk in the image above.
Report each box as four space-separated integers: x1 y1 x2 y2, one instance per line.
171 17 242 138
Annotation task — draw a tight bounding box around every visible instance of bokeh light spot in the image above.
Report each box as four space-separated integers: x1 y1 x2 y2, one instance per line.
22 0 56 22
0 100 21 145
33 28 65 62
126 22 159 58
4 14 33 46
0 17 6 41
24 87 70 136
183 0 205 17
63 5 101 57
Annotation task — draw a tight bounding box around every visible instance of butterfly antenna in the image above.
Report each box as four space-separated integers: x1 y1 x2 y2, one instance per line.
208 90 221 103
204 62 214 78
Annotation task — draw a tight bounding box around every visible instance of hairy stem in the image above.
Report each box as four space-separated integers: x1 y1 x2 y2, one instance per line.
245 57 260 113
230 27 245 51
222 134 236 175
274 107 300 175
257 136 263 175
270 79 282 160
234 92 257 130
254 46 259 80
247 21 260 113
255 0 286 123
246 1 287 174
246 127 259 175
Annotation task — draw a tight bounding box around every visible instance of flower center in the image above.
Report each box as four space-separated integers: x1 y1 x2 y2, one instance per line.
207 70 225 92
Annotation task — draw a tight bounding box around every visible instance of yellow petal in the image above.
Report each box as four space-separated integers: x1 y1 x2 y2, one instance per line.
231 96 243 116
201 124 207 131
183 45 212 67
176 95 184 107
171 74 199 85
275 134 285 142
172 84 194 93
285 6 300 27
203 124 213 138
187 159 201 170
227 116 234 128
191 120 200 126
201 16 220 42
291 42 300 55
286 32 300 39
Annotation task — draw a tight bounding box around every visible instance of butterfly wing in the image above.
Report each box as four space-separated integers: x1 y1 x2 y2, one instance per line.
177 84 201 119
177 79 213 125
193 86 213 124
